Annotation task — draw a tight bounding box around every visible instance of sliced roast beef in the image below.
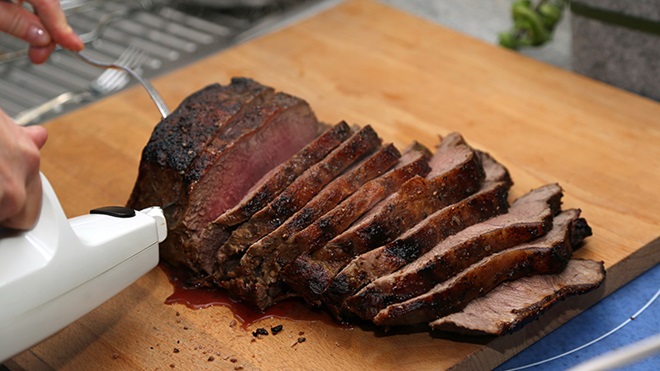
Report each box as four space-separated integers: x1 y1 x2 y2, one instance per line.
345 183 563 321
214 125 382 276
128 79 277 268
373 209 591 326
128 79 599 336
127 78 273 212
221 143 401 306
189 122 350 277
179 92 323 273
216 121 353 227
274 142 432 268
430 259 605 335
324 152 512 314
283 133 487 305
240 143 430 308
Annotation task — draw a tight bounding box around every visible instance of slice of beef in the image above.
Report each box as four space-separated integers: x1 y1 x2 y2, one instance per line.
373 209 591 326
182 92 320 231
274 142 432 268
189 122 351 278
128 79 282 268
324 152 512 315
167 91 323 273
221 143 402 307
127 79 276 268
214 125 382 275
243 142 401 267
222 142 432 308
127 78 273 212
216 121 353 227
283 133 486 305
345 183 563 321
430 259 605 335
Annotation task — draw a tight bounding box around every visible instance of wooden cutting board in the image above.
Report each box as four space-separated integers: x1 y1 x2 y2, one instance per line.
8 0 660 369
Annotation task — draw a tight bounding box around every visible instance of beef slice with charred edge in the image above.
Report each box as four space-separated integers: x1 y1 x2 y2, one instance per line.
217 141 399 281
430 259 605 335
345 183 563 321
128 78 273 212
170 92 323 274
214 125 382 274
273 142 432 269
226 142 432 308
373 209 591 326
283 132 486 305
324 151 512 316
220 143 402 306
190 122 350 278
216 121 353 227
127 79 275 268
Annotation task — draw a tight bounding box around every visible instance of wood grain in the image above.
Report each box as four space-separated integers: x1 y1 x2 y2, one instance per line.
9 0 660 369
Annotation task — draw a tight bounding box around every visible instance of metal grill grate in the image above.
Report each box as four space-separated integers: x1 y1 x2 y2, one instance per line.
0 0 340 124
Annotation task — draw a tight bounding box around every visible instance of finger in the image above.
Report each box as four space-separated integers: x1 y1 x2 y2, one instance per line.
1 172 43 230
23 125 48 149
28 43 56 64
27 0 83 51
0 2 51 47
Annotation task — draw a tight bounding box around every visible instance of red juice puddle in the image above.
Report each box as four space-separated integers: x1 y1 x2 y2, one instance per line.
159 263 346 330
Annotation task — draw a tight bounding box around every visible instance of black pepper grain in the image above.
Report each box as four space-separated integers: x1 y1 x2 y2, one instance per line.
270 324 283 335
252 327 269 337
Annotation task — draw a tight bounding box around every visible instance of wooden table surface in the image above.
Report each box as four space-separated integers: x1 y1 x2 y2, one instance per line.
8 0 660 369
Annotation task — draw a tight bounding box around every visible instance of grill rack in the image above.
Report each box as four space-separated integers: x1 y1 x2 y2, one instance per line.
0 0 340 124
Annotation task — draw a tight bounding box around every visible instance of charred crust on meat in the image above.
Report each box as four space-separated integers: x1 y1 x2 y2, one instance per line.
129 80 601 336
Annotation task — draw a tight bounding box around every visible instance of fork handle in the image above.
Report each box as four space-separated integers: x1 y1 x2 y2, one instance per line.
73 53 171 118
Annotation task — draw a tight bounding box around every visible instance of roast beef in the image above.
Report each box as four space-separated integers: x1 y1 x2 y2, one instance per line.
214 125 382 277
283 133 487 305
430 259 605 335
128 79 278 268
373 209 591 326
127 78 273 213
274 142 432 268
188 122 351 277
324 152 512 316
127 78 603 337
222 143 401 306
345 183 563 321
222 143 433 309
216 121 353 227
182 93 324 274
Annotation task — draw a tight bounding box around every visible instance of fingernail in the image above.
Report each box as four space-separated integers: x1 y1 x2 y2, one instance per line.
26 25 51 46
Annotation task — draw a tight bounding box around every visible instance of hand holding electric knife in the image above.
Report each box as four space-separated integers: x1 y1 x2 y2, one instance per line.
0 2 168 362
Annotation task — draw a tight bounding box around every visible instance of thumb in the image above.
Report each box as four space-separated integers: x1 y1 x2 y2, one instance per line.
23 125 48 149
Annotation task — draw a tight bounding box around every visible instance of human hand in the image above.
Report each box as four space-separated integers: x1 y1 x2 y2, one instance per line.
0 0 84 64
0 109 48 230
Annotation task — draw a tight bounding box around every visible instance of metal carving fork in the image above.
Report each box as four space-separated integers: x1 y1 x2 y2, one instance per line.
74 46 171 118
15 46 169 125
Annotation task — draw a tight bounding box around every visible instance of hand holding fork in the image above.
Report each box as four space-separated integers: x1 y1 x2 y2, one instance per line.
0 0 84 64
